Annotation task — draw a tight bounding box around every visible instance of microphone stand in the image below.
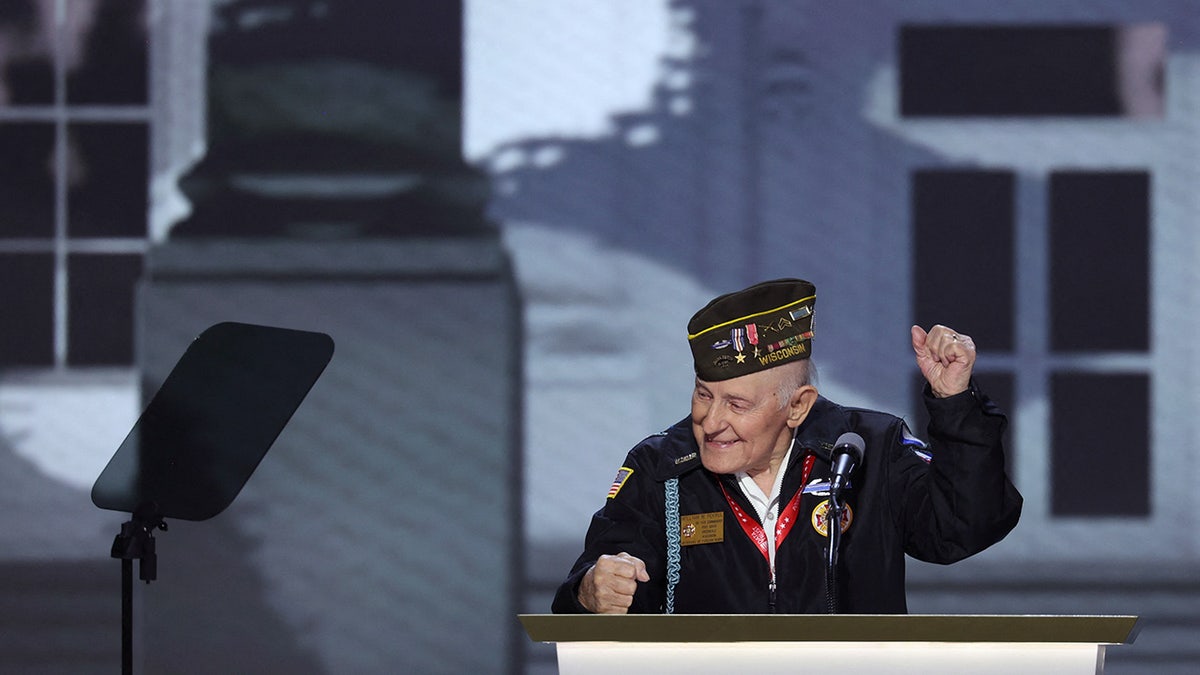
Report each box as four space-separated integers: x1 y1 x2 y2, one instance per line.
110 502 167 675
824 433 863 614
824 488 845 614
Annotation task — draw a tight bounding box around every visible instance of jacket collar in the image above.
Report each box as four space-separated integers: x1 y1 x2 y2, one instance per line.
645 417 703 481
790 396 852 465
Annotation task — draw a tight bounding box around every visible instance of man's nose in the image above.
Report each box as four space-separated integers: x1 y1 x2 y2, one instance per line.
701 403 726 433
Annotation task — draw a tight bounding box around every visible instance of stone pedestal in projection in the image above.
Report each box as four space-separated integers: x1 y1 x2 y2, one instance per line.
136 238 521 674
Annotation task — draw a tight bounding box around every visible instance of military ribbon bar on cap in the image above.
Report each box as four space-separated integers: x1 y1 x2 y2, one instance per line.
687 278 816 382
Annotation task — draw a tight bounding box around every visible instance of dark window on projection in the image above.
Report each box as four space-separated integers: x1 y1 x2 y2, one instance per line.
0 253 54 367
64 0 149 105
1048 171 1149 352
0 123 55 237
911 170 1016 473
899 24 1165 117
1048 171 1149 517
912 170 1014 350
1051 373 1149 516
0 0 149 368
67 123 149 238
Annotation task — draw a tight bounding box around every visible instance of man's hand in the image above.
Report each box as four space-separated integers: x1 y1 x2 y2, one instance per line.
577 552 650 614
911 325 975 398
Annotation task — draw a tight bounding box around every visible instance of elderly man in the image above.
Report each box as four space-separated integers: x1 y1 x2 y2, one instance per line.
552 278 1022 614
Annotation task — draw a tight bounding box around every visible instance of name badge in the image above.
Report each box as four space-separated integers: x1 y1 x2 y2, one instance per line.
679 512 725 546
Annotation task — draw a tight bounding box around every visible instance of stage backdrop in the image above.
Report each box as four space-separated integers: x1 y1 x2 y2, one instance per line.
0 1 1198 674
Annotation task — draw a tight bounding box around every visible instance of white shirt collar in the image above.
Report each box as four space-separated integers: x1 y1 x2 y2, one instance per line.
734 430 798 576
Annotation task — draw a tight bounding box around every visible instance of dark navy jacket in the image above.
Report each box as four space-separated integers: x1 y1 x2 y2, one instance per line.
552 385 1022 614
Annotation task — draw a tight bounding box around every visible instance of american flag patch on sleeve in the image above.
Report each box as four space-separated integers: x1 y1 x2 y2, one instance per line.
607 467 634 499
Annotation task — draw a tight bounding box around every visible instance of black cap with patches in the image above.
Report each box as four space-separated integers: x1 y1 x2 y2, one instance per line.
687 278 816 382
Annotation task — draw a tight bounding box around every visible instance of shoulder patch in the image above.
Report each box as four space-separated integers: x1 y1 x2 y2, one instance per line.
607 467 634 499
900 423 932 463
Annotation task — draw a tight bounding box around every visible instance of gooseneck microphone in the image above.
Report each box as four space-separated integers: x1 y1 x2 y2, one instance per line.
830 432 866 494
826 431 865 613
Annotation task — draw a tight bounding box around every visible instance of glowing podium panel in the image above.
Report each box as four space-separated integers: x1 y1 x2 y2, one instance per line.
520 614 1139 675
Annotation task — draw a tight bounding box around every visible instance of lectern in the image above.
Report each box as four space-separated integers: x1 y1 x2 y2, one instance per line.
520 614 1139 675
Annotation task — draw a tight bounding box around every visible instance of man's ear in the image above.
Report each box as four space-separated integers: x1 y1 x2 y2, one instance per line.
787 385 819 428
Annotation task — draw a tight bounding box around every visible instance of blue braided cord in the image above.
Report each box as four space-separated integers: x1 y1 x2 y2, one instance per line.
665 477 681 614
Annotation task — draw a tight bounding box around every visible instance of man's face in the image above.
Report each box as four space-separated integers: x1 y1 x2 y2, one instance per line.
690 369 795 477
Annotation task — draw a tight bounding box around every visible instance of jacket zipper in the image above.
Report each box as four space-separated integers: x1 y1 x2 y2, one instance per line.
768 565 777 613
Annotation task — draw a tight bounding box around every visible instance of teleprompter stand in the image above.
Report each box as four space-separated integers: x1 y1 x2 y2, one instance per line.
91 322 334 675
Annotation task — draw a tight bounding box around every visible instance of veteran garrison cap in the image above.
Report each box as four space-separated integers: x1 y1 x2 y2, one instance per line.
687 278 816 381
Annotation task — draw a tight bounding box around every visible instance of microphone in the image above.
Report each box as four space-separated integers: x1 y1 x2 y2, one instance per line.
825 432 865 614
830 432 865 494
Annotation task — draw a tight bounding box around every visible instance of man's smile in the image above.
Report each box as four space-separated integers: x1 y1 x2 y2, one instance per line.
704 435 740 449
